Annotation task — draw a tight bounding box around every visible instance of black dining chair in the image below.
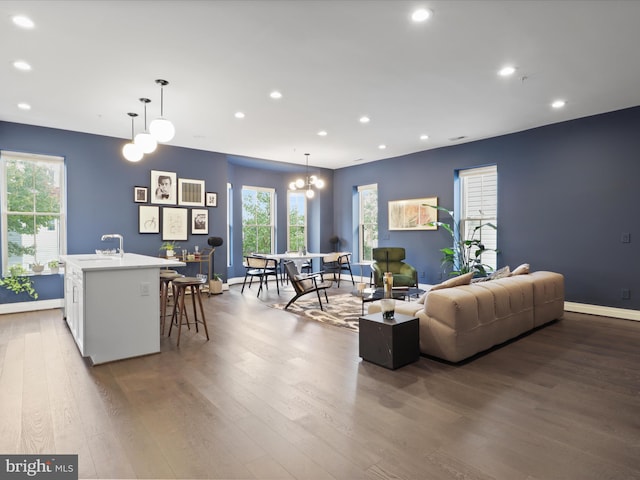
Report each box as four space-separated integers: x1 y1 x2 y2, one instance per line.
241 255 279 296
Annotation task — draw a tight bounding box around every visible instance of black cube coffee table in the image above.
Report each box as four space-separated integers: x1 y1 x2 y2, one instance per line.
358 312 420 370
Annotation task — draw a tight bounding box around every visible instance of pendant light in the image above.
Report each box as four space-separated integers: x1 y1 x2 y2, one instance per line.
150 79 176 142
122 113 143 162
289 153 324 198
134 98 157 154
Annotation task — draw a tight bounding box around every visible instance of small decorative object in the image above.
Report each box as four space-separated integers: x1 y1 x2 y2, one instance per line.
209 273 223 295
384 272 394 298
134 186 148 203
159 241 180 258
48 260 60 274
380 298 395 320
206 192 218 207
31 262 44 274
0 265 38 299
388 197 438 230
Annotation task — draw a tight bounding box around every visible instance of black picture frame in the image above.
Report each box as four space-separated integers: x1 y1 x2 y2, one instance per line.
134 186 148 203
206 192 218 207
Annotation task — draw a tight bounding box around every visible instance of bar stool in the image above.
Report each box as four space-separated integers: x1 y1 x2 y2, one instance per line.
168 277 209 346
160 271 183 335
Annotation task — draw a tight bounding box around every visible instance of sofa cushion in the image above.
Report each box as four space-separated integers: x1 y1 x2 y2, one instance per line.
430 272 474 291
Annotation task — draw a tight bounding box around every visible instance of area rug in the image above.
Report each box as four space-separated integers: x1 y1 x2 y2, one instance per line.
270 293 363 332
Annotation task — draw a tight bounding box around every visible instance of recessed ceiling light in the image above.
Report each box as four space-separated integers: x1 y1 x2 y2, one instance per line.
12 15 35 29
359 116 370 124
18 102 31 110
378 144 387 150
317 130 327 136
234 111 245 119
551 99 566 109
270 90 282 99
498 66 516 77
13 60 32 71
411 8 433 22
420 134 429 140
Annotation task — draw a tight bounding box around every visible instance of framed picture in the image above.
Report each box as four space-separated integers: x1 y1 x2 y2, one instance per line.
162 207 188 240
139 205 160 234
178 178 205 206
206 192 218 207
191 208 209 235
134 186 148 203
388 197 438 231
151 170 177 205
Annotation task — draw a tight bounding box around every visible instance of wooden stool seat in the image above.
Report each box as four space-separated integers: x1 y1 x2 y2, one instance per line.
168 277 209 346
160 272 184 335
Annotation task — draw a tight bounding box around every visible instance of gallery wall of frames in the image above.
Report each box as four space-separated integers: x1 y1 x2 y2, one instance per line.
134 169 218 240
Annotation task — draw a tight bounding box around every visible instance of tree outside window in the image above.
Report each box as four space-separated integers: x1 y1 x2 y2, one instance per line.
287 191 306 252
1 151 65 274
241 186 274 257
358 184 378 262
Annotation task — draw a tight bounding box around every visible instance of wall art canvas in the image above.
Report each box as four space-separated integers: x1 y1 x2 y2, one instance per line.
162 207 188 240
388 197 438 230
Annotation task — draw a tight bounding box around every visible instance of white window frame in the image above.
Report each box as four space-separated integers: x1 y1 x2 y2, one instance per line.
358 183 378 262
1 150 67 275
241 185 275 256
459 165 497 271
286 190 307 252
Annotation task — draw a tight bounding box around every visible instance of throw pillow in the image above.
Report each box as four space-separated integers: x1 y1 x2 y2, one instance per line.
430 272 474 291
489 266 511 280
511 263 530 275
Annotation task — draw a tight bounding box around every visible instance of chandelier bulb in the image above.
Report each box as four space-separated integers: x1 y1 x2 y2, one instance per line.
150 79 175 142
306 188 315 199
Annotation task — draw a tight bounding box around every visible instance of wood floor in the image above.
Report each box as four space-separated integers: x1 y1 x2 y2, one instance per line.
0 281 639 480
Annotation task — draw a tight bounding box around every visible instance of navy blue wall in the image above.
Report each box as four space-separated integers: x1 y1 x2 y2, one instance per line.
0 121 228 303
333 106 640 310
2 106 639 310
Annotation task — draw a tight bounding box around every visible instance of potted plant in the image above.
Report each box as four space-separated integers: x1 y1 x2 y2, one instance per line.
159 241 180 258
48 259 60 274
31 261 44 274
426 205 498 277
209 273 223 295
0 265 39 299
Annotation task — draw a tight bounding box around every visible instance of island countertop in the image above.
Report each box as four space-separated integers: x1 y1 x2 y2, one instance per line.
61 253 186 271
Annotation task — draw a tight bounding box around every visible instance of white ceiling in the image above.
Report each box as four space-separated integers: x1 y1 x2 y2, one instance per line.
2 0 640 170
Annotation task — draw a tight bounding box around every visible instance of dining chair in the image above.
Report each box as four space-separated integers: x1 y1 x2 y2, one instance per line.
321 252 354 287
241 255 279 296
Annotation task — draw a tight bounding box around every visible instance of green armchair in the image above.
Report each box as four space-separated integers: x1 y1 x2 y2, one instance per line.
371 247 418 288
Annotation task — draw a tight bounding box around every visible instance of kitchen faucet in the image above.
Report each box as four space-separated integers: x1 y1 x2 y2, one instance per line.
101 233 124 257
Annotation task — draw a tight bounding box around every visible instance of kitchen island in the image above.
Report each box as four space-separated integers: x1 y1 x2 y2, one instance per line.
61 253 185 365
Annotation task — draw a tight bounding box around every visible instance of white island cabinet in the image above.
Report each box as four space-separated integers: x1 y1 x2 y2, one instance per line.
61 253 185 365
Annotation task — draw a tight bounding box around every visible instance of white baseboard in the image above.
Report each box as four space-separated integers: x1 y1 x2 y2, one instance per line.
564 302 640 322
0 299 64 315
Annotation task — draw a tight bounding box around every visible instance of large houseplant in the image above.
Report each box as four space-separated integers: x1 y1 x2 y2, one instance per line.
426 205 497 277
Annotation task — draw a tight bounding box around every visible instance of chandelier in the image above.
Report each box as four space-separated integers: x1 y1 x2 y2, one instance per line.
289 153 325 198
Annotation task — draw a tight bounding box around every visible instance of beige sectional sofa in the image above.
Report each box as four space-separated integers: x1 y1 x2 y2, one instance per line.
368 270 565 362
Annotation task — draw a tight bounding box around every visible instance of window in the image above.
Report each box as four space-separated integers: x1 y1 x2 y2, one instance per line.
241 186 275 257
459 165 497 270
358 184 378 262
227 182 232 267
1 151 66 274
287 190 306 252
